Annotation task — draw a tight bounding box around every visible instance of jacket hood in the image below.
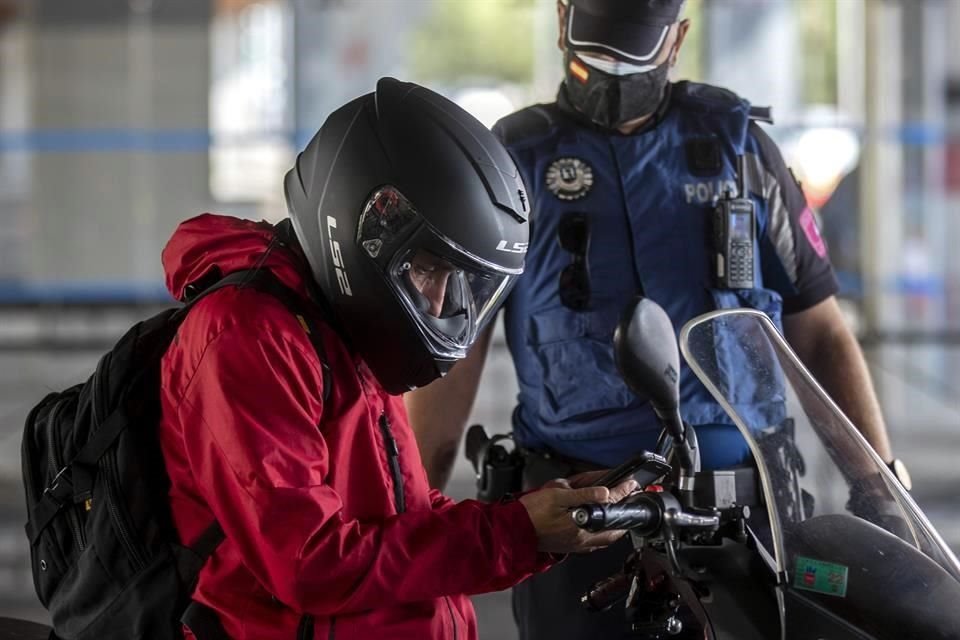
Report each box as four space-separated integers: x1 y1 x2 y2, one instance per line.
162 213 308 301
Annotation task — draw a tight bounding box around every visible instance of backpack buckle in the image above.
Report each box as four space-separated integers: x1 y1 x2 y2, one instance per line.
182 268 224 303
28 466 76 545
43 466 72 505
45 463 93 506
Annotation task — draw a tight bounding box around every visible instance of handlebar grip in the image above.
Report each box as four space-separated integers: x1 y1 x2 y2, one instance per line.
571 502 657 532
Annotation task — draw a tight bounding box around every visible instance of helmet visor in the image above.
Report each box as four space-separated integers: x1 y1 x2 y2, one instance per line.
358 186 519 359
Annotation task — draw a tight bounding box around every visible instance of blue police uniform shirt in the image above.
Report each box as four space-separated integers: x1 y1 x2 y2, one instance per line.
493 81 838 470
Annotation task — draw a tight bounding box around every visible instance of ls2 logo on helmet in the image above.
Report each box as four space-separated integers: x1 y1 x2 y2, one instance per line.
326 216 353 296
545 157 594 201
496 240 529 254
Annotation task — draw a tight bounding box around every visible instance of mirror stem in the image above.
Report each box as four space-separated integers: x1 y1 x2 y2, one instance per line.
654 408 699 475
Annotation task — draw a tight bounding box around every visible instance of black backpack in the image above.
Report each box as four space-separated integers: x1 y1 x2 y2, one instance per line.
21 269 330 640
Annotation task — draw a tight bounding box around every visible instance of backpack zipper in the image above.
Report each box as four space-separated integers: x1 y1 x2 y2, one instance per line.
104 452 145 570
92 356 146 571
378 414 405 514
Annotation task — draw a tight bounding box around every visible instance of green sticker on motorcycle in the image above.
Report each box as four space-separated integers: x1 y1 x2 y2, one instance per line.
794 556 848 597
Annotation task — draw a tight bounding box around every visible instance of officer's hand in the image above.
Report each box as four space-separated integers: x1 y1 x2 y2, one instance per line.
545 472 638 503
520 485 629 554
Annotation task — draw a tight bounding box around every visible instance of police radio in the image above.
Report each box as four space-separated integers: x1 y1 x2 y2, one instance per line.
713 155 756 289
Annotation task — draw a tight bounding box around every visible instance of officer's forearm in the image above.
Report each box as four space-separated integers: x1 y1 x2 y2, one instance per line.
405 324 494 489
785 300 893 461
808 329 891 460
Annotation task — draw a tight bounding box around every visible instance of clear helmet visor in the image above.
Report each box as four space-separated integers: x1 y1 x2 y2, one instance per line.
358 186 519 359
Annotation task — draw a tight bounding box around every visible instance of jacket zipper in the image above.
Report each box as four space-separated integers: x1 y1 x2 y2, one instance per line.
92 357 146 571
378 414 405 514
46 400 86 552
444 596 459 640
297 614 315 640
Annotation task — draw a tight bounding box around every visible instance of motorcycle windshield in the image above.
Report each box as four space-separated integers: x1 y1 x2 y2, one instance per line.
680 309 960 639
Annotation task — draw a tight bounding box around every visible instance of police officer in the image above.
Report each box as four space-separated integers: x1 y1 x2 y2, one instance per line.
406 2 905 638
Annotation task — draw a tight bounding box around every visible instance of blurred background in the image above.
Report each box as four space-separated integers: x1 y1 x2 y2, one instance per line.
1 0 960 637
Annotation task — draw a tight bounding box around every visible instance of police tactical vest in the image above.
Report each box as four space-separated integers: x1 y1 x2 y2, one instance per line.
496 81 787 469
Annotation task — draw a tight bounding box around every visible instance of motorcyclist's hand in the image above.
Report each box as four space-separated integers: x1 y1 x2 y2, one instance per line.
544 472 638 503
520 486 629 554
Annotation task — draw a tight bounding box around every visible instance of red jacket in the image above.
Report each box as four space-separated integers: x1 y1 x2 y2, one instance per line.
158 214 548 639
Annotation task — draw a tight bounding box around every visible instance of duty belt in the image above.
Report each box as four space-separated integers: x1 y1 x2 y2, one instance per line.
520 447 606 490
519 419 800 510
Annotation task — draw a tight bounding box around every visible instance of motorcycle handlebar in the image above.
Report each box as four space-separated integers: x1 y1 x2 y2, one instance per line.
572 502 659 532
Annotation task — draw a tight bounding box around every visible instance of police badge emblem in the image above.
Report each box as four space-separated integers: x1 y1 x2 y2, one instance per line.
545 157 594 201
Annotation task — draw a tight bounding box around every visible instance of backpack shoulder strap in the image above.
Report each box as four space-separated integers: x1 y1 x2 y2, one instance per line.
175 521 229 640
178 268 332 404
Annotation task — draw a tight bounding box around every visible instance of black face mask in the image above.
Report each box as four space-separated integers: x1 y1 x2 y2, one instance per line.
563 50 670 130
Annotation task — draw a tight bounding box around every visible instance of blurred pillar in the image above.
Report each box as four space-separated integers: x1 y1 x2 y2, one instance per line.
836 0 865 126
917 1 948 332
701 0 800 122
292 0 423 149
860 0 903 335
0 3 30 281
531 0 563 103
128 1 157 283
945 0 960 326
896 1 948 334
208 1 293 214
27 0 213 287
899 0 950 417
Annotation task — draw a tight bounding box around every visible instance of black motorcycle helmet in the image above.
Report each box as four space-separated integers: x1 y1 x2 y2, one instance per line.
284 77 530 394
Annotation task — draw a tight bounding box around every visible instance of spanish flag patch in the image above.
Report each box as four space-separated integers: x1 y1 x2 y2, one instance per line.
569 58 590 84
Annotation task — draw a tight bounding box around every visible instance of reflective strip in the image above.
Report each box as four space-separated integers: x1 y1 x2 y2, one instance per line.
744 152 798 283
579 52 658 76
567 7 669 63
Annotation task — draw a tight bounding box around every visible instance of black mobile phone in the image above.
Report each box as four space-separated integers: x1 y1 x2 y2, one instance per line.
595 451 671 490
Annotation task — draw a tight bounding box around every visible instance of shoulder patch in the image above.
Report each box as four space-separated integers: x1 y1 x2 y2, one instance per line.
493 104 560 147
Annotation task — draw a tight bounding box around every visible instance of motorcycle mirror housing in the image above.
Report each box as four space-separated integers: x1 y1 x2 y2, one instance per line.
614 297 697 473
614 297 680 412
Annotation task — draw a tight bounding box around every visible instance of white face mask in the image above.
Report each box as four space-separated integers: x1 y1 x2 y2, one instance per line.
577 52 658 76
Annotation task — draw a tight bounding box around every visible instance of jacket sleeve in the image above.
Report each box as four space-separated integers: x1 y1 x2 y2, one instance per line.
429 488 456 511
175 317 545 616
424 487 555 595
